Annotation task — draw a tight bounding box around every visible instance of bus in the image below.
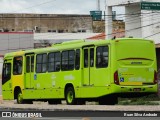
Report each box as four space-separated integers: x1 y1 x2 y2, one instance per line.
2 38 158 105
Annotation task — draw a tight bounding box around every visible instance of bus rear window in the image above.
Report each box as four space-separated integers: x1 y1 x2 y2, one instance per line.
116 40 155 60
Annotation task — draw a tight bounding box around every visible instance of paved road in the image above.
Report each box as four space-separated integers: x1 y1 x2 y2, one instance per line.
0 100 160 119
0 100 160 111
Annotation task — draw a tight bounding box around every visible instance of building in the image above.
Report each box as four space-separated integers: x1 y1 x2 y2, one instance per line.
93 20 125 38
0 32 34 55
0 13 125 36
105 0 160 41
0 13 126 48
0 14 93 33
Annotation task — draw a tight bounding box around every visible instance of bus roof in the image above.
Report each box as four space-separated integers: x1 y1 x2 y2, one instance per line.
4 38 154 58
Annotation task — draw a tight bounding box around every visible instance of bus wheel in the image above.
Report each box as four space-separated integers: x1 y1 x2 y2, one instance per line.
17 90 24 104
65 87 76 105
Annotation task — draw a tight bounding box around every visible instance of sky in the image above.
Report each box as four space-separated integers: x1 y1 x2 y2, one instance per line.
0 0 124 15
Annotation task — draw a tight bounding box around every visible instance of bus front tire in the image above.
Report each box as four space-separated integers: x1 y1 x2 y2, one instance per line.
16 90 24 104
65 87 76 105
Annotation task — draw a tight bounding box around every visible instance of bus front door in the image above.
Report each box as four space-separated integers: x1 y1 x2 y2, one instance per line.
83 47 94 86
25 55 34 89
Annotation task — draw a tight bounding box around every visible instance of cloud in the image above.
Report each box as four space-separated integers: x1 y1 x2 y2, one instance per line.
0 0 124 15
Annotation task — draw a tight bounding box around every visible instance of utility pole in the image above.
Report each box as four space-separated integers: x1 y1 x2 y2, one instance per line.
105 0 113 39
97 0 100 11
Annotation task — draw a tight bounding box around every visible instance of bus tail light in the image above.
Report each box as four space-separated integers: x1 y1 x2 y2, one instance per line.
154 71 158 84
114 71 119 85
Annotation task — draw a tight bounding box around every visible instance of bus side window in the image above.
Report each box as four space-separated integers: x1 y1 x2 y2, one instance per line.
31 56 34 72
96 46 108 68
84 49 88 68
26 56 30 73
68 50 75 70
42 54 47 72
75 49 80 70
55 52 61 72
36 54 42 73
13 56 23 75
62 50 75 71
62 51 68 71
2 63 11 83
36 54 47 73
90 48 94 67
48 53 55 72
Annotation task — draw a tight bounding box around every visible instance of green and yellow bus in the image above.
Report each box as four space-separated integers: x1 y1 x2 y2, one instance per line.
2 38 158 105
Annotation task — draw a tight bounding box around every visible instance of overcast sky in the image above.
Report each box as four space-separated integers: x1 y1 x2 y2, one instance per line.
0 0 124 15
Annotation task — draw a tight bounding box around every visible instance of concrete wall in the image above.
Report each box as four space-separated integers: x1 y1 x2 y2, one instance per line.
0 14 93 33
106 0 141 6
141 11 160 44
125 4 141 38
0 32 34 55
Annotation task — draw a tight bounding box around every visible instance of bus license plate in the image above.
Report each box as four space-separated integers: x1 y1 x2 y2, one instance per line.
133 88 141 92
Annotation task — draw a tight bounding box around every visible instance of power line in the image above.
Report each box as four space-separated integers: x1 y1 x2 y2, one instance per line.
105 11 160 30
106 11 160 24
106 20 160 36
5 0 57 13
144 31 160 39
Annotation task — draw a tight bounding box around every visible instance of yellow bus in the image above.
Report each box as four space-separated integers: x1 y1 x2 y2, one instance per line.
2 38 158 105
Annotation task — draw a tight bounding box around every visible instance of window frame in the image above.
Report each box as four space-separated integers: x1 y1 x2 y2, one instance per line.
84 49 88 68
96 46 109 68
48 52 55 72
13 56 23 75
90 48 94 67
36 53 48 73
61 50 75 71
2 63 11 82
54 52 61 72
75 49 80 70
26 56 30 73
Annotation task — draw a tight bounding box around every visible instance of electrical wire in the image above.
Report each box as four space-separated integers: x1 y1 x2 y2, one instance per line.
144 31 160 38
5 0 57 13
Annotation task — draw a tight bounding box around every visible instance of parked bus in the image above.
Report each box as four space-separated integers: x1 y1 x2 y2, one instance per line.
2 38 158 105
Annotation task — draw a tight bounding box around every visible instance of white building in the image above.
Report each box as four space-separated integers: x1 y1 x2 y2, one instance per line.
0 32 34 55
106 0 160 44
34 33 103 47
